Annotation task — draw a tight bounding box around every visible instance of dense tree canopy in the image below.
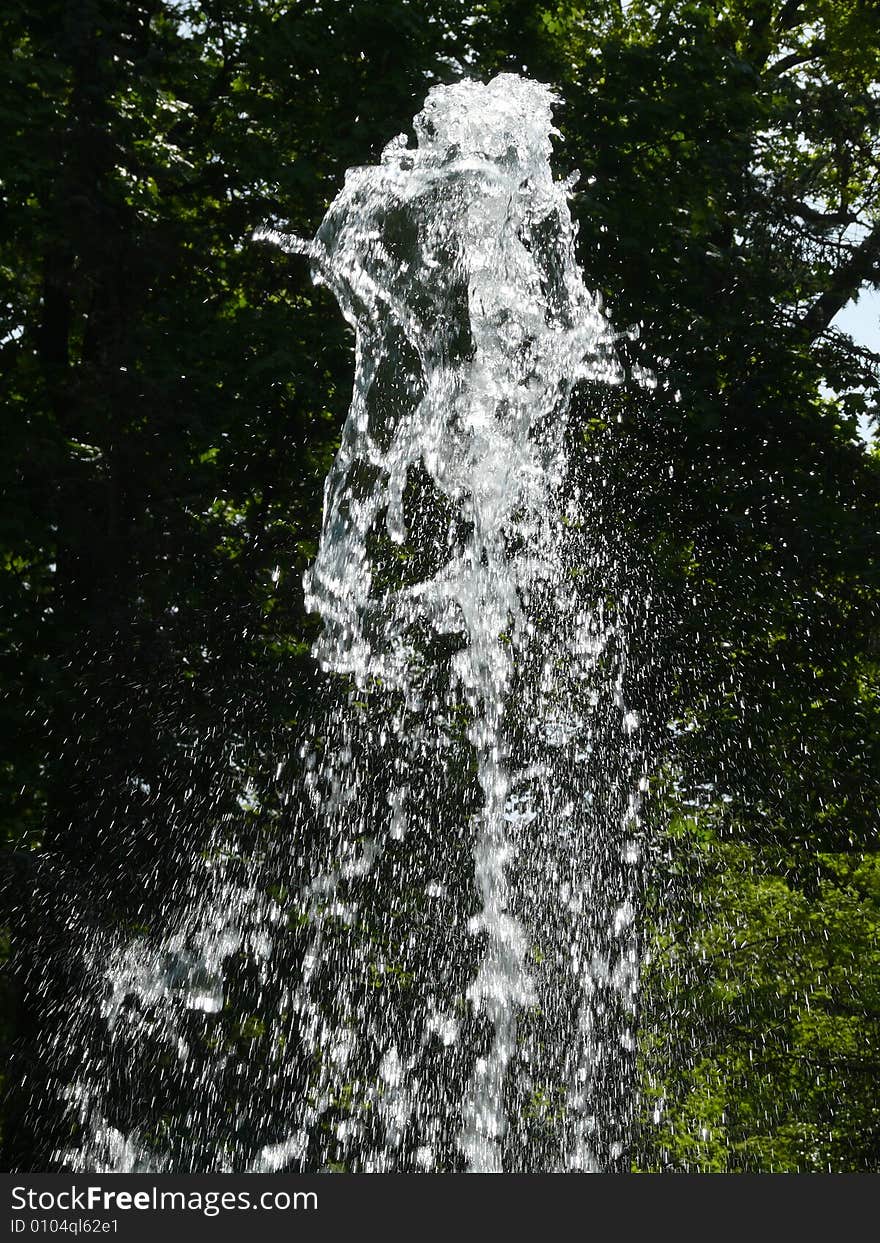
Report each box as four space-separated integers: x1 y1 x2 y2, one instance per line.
2 0 878 1170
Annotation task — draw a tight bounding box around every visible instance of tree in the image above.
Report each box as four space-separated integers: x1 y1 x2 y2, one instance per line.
637 817 880 1171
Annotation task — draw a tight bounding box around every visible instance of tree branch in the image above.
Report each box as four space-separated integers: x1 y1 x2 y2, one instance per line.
767 44 826 75
790 200 859 227
776 0 807 33
798 223 880 341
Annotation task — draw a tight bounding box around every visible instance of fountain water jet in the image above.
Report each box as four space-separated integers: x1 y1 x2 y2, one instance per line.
266 73 642 1172
52 73 648 1175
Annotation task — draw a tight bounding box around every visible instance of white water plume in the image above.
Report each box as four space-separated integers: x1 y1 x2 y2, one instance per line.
270 73 642 1172
54 73 648 1175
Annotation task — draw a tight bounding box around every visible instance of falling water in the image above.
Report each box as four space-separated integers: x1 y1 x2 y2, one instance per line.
47 74 648 1174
